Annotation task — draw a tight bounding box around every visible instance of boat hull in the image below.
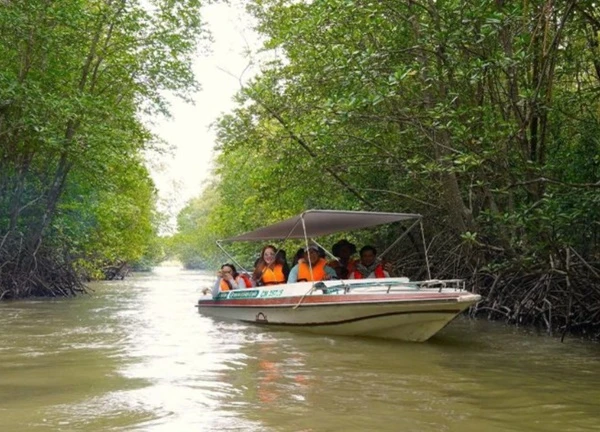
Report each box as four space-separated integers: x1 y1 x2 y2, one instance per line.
197 279 480 342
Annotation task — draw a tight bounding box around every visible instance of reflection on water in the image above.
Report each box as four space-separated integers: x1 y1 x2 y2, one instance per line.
0 266 599 431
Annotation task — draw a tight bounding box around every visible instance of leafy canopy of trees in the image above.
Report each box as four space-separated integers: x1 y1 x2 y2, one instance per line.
0 0 204 297
175 0 600 338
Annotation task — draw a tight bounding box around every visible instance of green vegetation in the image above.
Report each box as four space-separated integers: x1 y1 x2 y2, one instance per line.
0 0 203 297
174 0 600 339
2 0 598 339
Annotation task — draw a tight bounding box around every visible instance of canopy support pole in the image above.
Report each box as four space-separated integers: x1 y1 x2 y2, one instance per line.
419 220 432 280
310 238 336 260
216 240 248 273
378 218 421 260
300 215 314 283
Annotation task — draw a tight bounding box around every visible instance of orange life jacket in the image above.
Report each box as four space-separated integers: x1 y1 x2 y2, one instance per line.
219 279 233 291
220 274 252 291
297 258 328 282
260 264 286 285
352 264 386 279
238 273 253 288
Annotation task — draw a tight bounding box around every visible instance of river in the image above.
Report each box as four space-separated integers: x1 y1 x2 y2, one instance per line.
1 266 599 431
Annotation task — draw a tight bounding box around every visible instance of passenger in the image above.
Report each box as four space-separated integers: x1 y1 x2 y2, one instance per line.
328 239 358 279
252 245 287 286
317 246 327 259
211 263 252 297
349 245 391 279
288 245 337 283
291 248 304 267
275 249 291 281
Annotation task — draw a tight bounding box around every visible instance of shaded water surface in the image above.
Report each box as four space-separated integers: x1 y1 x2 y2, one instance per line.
1 267 599 431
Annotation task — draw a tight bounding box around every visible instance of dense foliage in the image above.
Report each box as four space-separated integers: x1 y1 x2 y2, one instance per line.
175 0 600 338
0 0 204 298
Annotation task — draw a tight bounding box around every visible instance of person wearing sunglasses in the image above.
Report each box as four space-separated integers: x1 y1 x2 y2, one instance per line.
252 245 288 286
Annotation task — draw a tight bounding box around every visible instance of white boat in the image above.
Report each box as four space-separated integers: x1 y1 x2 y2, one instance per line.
197 210 480 342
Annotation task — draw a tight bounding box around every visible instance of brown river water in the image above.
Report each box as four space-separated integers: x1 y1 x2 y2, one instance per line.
1 266 599 432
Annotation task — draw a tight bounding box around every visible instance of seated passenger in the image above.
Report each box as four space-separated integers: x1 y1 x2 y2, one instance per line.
328 239 358 279
275 249 291 280
211 263 252 297
349 245 391 279
288 245 337 283
252 245 287 286
291 248 304 268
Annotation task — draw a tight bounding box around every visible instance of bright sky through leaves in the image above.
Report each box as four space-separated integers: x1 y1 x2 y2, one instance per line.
148 2 260 232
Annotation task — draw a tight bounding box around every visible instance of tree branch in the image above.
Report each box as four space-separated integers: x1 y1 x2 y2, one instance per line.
505 177 600 190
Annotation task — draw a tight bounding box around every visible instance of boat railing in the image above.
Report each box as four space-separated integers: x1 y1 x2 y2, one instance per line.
310 278 466 294
417 279 465 292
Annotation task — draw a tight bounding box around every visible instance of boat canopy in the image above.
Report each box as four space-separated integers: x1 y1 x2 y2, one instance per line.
221 210 421 242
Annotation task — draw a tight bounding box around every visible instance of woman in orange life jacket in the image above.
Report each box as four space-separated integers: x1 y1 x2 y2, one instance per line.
252 245 288 287
288 245 337 283
349 245 392 279
328 239 358 279
211 263 253 297
275 249 291 278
